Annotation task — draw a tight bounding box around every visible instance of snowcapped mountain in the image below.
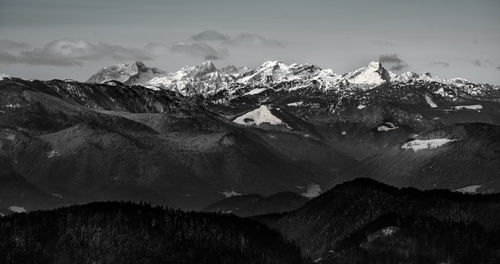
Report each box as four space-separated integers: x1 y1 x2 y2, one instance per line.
343 61 390 86
235 60 323 85
146 61 236 95
0 74 10 80
87 61 165 86
88 60 498 97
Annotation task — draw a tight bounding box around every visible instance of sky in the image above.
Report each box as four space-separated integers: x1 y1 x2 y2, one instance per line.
0 0 499 83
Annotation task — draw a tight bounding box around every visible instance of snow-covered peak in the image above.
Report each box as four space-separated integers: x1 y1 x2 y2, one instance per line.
389 71 497 96
259 60 283 69
87 63 137 83
182 61 218 78
368 61 382 69
344 61 391 86
145 61 237 96
87 61 165 85
391 71 443 83
235 60 323 85
87 60 495 97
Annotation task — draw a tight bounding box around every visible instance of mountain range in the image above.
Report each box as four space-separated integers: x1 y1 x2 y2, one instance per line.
87 60 498 97
1 60 499 215
1 59 500 263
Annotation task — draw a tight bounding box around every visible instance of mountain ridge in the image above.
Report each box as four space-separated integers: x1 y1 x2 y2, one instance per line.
87 60 500 97
1 61 499 214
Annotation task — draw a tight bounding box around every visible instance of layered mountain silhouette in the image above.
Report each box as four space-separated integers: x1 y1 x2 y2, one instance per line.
0 60 499 214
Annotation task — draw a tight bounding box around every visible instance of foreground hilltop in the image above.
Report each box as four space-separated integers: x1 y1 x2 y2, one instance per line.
269 178 500 263
0 201 304 264
2 179 500 263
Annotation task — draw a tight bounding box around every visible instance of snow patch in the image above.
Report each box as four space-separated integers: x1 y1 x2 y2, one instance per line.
366 226 399 243
424 94 438 108
381 226 398 236
287 101 303 107
377 122 398 132
402 138 457 151
453 105 482 111
341 131 347 135
52 193 63 199
9 205 26 213
233 105 284 126
434 87 446 97
455 185 482 194
302 184 322 198
4 103 21 109
0 74 9 80
47 149 58 158
143 85 161 91
220 190 241 198
244 88 268 96
357 104 366 110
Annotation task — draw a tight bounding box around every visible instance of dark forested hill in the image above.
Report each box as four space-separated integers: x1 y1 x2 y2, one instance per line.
271 178 500 263
328 213 500 264
0 202 305 264
2 181 500 264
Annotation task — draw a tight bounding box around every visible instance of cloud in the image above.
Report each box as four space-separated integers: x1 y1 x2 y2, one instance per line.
190 31 285 47
471 59 494 68
371 40 394 47
378 54 408 71
378 54 404 64
0 50 19 64
144 42 170 55
224 33 285 47
0 40 152 67
170 42 228 60
0 39 30 50
472 59 484 67
171 31 286 61
191 30 230 42
430 61 450 67
389 64 408 71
